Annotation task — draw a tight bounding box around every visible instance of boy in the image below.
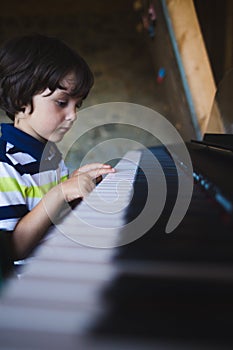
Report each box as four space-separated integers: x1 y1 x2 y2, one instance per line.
0 34 115 260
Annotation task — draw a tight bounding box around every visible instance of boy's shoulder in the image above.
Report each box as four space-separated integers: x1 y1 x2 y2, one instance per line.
0 123 40 174
0 137 39 176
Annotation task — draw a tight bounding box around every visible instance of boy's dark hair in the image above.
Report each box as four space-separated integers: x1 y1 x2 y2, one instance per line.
0 34 94 120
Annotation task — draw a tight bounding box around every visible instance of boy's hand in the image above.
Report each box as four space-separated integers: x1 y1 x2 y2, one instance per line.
61 163 115 202
71 163 113 185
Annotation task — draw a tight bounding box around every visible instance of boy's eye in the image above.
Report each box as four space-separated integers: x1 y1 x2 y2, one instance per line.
56 100 68 107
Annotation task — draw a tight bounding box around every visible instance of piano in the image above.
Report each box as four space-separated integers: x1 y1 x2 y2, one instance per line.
0 134 233 350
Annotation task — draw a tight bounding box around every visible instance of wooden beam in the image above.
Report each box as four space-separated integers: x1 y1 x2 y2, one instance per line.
165 0 224 134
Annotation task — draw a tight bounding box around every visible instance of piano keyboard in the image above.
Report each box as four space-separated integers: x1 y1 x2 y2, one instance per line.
0 150 157 350
55 149 142 248
1 145 233 350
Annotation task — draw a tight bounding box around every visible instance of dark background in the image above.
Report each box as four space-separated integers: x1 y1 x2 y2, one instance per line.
0 0 232 141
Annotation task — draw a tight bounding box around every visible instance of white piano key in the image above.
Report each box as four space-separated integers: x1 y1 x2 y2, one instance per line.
0 304 94 335
34 244 115 263
3 278 105 308
24 259 117 282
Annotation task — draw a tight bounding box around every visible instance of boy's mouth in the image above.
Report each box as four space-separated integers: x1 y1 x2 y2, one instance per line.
57 127 70 133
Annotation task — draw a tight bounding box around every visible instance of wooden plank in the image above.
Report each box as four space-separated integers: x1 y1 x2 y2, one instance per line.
165 0 224 134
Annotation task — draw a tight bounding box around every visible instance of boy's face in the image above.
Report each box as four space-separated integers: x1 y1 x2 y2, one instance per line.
15 73 82 143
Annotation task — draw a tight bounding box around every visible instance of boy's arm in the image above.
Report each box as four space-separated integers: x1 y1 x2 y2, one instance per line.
12 184 64 260
12 164 115 260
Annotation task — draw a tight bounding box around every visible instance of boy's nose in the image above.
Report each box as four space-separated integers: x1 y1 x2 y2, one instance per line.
65 110 77 122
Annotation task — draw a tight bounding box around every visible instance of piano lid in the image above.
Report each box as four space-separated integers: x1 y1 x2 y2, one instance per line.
191 133 233 152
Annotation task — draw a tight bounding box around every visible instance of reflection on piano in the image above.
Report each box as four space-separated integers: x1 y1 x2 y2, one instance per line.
0 136 233 350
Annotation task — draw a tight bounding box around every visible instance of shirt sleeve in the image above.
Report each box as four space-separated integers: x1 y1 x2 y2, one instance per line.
0 161 28 231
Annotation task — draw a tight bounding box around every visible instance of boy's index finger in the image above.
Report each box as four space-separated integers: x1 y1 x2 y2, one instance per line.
78 163 113 173
88 167 115 180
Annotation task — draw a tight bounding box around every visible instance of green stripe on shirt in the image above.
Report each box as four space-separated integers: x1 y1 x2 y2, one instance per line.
0 175 69 198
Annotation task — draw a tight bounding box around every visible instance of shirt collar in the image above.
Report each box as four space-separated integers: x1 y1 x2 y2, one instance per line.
0 123 62 162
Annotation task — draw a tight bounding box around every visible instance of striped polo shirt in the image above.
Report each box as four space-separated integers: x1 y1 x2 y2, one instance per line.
0 123 69 231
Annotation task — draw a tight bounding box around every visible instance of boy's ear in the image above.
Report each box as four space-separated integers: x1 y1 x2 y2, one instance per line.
15 105 31 123
20 104 31 116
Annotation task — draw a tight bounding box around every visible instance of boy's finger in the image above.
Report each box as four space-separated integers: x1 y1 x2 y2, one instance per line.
88 167 115 179
71 163 112 177
78 163 112 172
